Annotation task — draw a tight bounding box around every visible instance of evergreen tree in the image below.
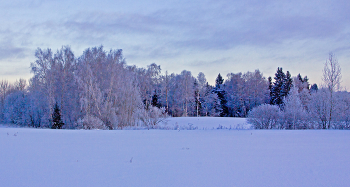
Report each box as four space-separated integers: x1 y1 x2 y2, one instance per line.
303 76 309 89
51 103 64 129
194 79 201 117
310 84 318 92
280 71 293 98
215 73 224 88
151 94 161 108
213 74 228 116
295 73 310 92
268 76 273 104
270 68 293 108
270 68 285 106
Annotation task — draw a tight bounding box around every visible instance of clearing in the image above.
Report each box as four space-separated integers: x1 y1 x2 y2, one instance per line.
1 117 349 187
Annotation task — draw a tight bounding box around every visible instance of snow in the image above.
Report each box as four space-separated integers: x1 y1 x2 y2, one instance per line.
158 117 251 130
1 117 350 187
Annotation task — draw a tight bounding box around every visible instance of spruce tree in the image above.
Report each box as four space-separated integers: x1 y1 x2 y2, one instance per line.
151 94 161 108
270 67 285 106
51 103 64 129
213 74 228 117
310 84 318 92
268 76 273 104
303 76 310 89
215 73 224 88
280 71 293 98
270 68 293 108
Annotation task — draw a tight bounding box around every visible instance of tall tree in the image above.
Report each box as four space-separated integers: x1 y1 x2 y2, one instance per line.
270 67 293 108
180 70 195 117
282 86 308 129
195 72 208 116
215 73 224 88
213 74 228 117
294 74 310 93
0 80 11 122
322 52 342 129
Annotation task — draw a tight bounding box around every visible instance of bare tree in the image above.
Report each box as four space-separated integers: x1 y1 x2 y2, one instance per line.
322 52 342 129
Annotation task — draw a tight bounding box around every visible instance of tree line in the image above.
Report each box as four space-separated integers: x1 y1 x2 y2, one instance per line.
248 53 350 129
0 46 348 129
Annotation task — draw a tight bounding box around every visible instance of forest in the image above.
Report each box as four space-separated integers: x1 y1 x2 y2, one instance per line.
0 46 349 129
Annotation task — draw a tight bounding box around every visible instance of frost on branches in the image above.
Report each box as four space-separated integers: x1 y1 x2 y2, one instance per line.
1 47 350 130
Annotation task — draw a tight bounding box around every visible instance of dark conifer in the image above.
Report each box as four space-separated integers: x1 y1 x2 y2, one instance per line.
51 103 64 129
213 74 228 116
270 67 285 106
268 76 273 104
270 68 293 108
151 94 161 108
310 84 318 92
281 71 293 98
215 73 224 88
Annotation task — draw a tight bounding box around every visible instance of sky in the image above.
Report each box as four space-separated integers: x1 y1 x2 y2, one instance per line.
1 0 350 89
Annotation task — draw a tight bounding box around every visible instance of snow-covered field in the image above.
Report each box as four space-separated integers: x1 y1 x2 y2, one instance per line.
158 117 251 130
1 117 350 187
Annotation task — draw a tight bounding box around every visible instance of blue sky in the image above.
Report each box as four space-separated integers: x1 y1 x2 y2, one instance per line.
1 0 350 88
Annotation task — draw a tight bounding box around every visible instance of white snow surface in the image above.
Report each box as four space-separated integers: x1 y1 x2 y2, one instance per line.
157 117 251 130
1 117 350 187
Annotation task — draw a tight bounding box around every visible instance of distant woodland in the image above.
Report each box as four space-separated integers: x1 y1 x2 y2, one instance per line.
0 46 349 129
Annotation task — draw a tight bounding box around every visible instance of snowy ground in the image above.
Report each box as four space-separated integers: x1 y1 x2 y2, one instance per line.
1 117 350 187
157 117 251 130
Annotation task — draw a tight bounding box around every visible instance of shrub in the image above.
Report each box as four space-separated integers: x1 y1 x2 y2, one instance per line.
247 104 282 129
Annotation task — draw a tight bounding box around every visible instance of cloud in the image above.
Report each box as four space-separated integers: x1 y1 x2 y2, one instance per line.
189 58 231 66
6 0 344 63
3 0 350 66
0 30 29 60
0 46 27 60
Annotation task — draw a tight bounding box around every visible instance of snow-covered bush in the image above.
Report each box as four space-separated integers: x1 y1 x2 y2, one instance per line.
76 115 107 130
281 87 309 129
247 104 282 129
139 106 168 129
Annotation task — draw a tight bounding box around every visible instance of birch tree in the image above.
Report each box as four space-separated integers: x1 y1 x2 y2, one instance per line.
322 52 342 129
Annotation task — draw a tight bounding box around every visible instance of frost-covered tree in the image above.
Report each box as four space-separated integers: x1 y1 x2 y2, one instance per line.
247 104 282 129
196 72 207 116
225 72 244 117
225 70 268 117
322 52 342 129
308 88 331 129
0 80 11 122
3 89 29 126
282 86 308 129
28 46 79 128
333 91 350 129
242 70 269 114
202 89 222 117
76 46 143 129
213 74 228 117
298 88 311 111
294 74 309 93
30 48 56 127
159 71 170 113
134 63 162 110
308 89 350 129
52 47 79 128
179 70 195 116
